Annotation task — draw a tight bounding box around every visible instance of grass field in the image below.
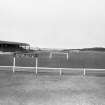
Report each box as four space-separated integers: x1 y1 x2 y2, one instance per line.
0 70 105 105
0 51 105 105
0 51 105 68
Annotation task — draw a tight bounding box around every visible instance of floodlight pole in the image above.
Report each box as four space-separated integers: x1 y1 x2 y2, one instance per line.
13 54 16 72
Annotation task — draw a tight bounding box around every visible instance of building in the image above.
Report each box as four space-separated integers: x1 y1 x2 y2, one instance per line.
0 40 30 52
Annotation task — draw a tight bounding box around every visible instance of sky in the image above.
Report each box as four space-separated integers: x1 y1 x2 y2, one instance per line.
0 0 105 49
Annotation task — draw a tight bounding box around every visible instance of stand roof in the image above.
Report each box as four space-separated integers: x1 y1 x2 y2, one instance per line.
0 40 30 46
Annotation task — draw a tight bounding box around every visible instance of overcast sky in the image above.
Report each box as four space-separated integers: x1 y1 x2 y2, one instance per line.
0 0 105 49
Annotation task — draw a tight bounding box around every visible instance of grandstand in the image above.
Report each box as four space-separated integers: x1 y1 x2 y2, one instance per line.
0 40 30 52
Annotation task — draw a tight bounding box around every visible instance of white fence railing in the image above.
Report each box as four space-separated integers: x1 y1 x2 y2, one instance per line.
0 65 105 78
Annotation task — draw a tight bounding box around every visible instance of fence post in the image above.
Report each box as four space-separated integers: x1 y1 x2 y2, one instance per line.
60 68 62 79
66 53 69 60
35 57 38 78
35 54 38 78
59 64 62 80
13 54 16 72
83 68 86 76
49 52 52 59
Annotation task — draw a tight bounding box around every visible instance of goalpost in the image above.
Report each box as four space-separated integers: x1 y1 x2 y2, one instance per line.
49 51 69 60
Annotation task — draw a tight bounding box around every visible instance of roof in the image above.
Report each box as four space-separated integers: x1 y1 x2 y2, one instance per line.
0 40 30 46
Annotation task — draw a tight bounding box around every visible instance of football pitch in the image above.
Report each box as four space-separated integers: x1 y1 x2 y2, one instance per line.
0 51 105 105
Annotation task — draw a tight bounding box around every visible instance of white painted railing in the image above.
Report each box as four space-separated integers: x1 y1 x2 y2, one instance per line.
0 65 105 78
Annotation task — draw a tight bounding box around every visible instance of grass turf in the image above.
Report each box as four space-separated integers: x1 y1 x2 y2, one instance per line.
1 51 105 68
0 71 105 105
